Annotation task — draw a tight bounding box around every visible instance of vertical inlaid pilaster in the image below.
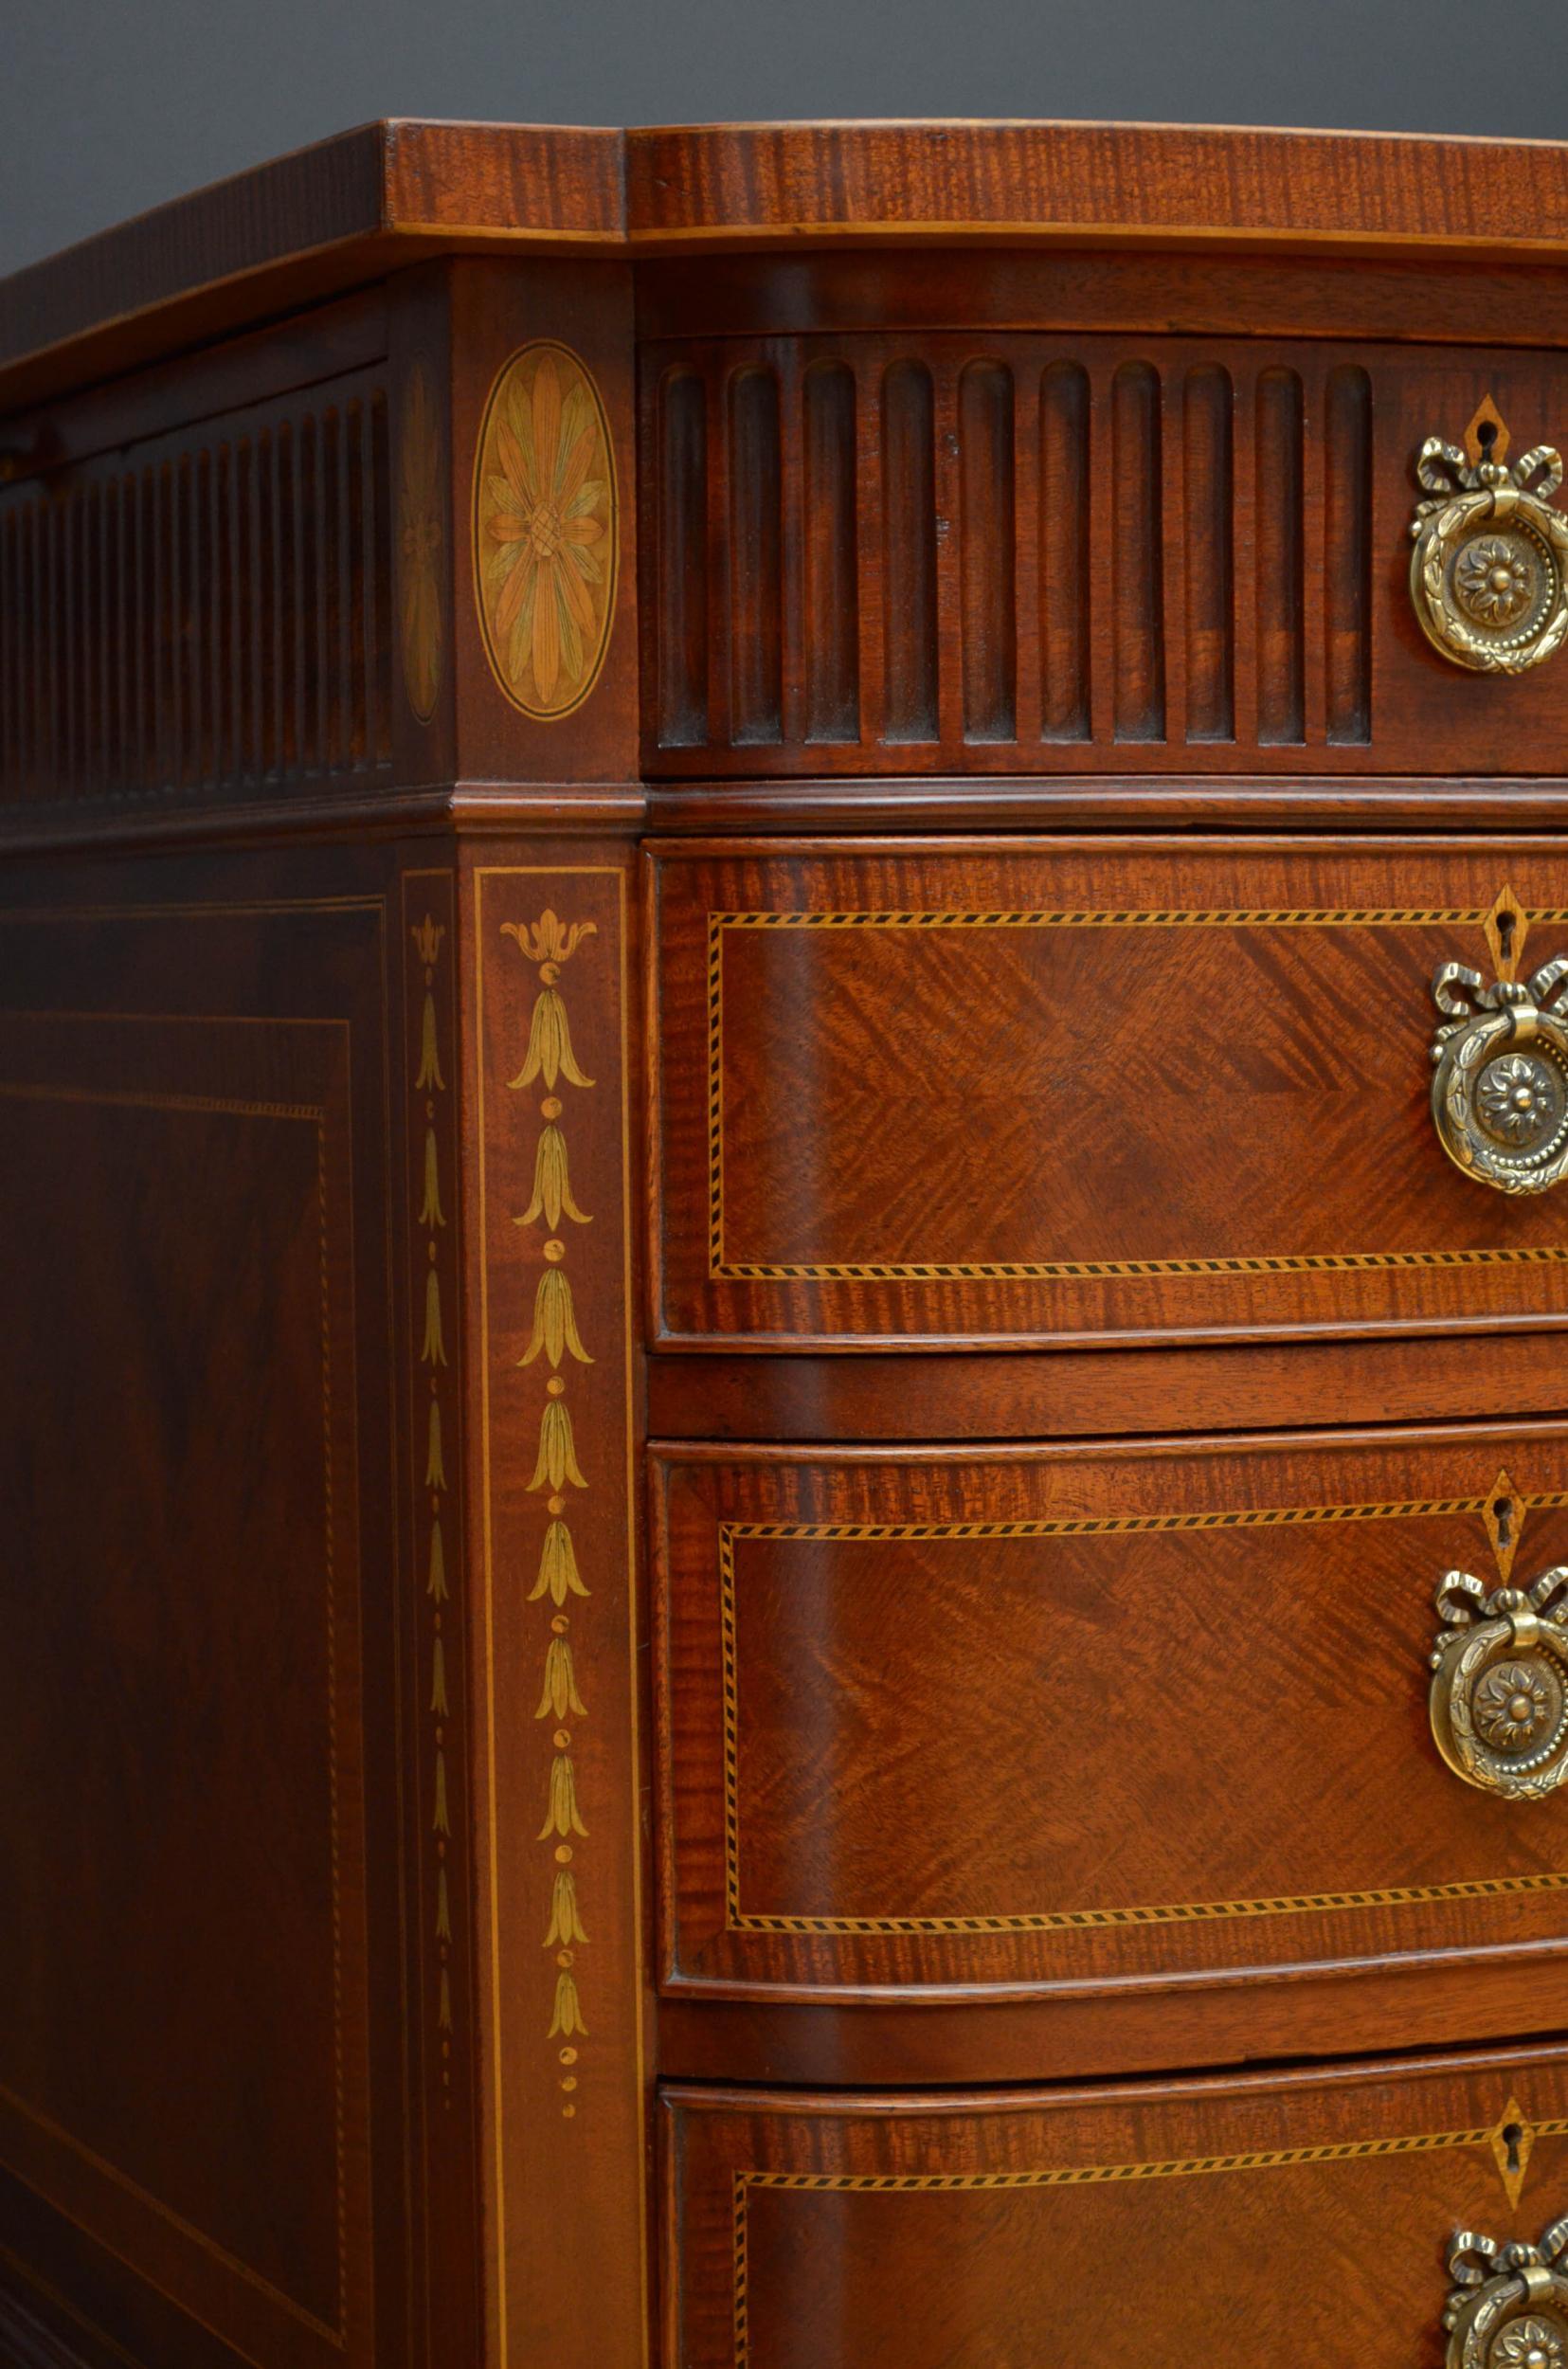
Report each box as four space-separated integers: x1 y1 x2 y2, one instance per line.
470 856 645 2369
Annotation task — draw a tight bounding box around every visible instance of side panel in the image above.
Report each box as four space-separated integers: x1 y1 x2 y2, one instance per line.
0 857 412 2369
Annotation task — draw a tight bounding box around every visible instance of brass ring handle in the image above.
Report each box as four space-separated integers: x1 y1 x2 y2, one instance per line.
1444 2218 1568 2367
1430 1567 1568 1799
1411 414 1568 674
1430 896 1568 1194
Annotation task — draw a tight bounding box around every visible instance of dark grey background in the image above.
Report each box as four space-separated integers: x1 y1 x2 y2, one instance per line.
3 0 1567 278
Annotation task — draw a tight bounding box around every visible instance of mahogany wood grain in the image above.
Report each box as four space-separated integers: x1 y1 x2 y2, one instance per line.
655 1950 1568 2089
0 335 395 817
5 288 387 480
627 120 1568 257
0 832 652 2369
635 247 1568 353
654 1423 1568 2001
651 835 1568 1347
639 335 1568 777
455 840 651 2369
643 774 1568 834
664 2044 1568 2369
646 1329 1568 1443
11 118 1568 414
0 850 415 2369
12 111 1568 2369
0 253 640 831
0 123 626 415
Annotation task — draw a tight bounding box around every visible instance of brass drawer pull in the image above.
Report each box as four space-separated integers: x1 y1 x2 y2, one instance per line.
1445 2220 1568 2365
1412 403 1568 674
1431 1568 1568 1799
1431 894 1568 1193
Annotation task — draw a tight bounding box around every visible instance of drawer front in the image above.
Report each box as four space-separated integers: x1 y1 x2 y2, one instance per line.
651 838 1568 1347
664 2047 1568 2369
642 330 1568 778
654 1424 1568 1998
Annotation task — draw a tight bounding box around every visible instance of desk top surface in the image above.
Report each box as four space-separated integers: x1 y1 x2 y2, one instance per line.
4 116 1568 409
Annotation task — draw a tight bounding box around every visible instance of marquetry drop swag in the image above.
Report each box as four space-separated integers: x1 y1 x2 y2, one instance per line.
502 906 599 2052
12 112 1568 2369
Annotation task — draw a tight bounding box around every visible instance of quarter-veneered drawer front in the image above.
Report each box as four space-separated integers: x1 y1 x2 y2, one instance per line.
664 2046 1568 2369
651 838 1568 1347
653 1424 1568 1999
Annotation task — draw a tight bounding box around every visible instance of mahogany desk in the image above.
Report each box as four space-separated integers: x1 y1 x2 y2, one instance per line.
5 116 1568 2369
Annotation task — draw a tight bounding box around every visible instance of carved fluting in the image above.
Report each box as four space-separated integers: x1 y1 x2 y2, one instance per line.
1111 358 1164 744
727 368 783 745
802 359 859 742
658 368 710 747
882 360 939 743
1255 367 1305 745
398 364 443 724
960 358 1017 743
645 344 1376 765
1182 363 1234 745
0 379 391 805
1325 365 1373 743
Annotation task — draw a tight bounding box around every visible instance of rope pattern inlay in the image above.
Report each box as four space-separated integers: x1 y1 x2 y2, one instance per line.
729 2122 1568 2369
703 905 1568 1284
717 1492 1568 1936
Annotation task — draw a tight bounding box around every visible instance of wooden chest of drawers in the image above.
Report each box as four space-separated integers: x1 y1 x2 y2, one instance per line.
5 115 1568 2369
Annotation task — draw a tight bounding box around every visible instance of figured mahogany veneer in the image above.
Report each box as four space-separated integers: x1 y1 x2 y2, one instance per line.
652 835 1568 1347
654 1422 1568 2008
664 2044 1568 2369
647 1332 1568 1442
13 118 1568 414
9 113 1568 2369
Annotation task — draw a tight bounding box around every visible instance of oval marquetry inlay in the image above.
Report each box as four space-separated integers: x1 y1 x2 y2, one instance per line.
472 341 618 721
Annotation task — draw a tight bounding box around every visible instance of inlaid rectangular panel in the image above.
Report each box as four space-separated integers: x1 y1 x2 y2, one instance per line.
654 1425 1568 2000
640 333 1568 776
0 886 396 2369
650 836 1568 1347
664 2046 1568 2369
